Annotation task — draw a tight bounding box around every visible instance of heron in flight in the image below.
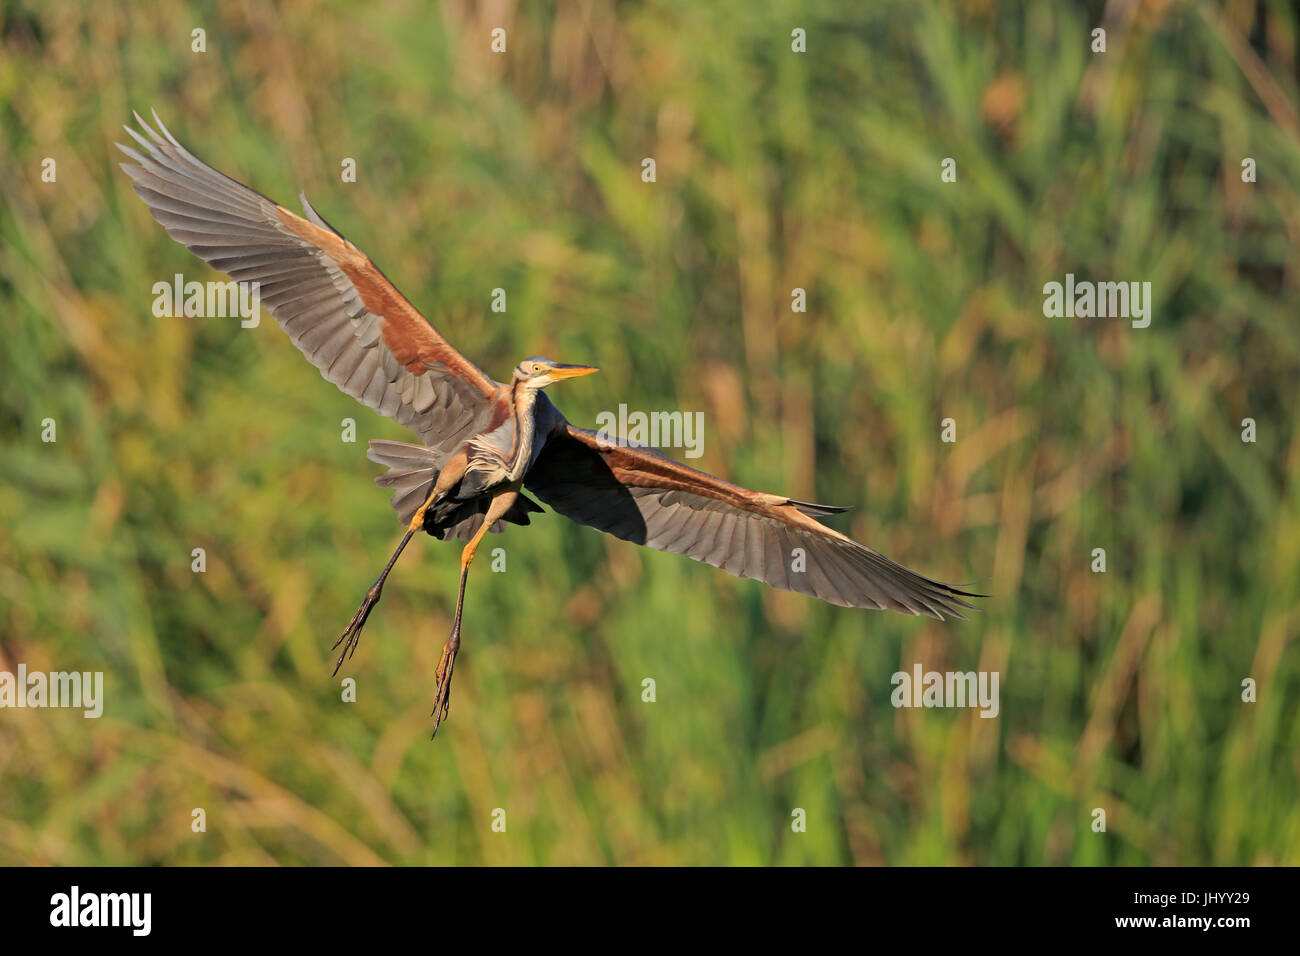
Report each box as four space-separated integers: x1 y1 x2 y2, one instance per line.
118 111 979 737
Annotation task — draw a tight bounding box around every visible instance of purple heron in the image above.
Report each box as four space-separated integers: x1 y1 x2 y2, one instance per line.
118 111 979 738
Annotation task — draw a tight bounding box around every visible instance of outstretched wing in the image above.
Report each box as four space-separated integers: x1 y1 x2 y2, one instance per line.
117 110 500 464
526 424 979 618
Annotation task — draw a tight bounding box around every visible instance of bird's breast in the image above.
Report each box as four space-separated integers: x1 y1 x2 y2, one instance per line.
465 414 543 485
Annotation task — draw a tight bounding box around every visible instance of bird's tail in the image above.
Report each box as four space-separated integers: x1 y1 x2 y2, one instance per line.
367 439 441 527
367 439 545 540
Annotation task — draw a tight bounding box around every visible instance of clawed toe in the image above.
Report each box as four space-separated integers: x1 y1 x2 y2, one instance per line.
331 584 381 676
430 634 460 739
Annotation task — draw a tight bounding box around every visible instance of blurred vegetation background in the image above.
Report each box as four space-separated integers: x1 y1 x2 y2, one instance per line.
1 0 1298 865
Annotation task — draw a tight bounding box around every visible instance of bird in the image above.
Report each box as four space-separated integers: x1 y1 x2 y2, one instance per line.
117 110 980 738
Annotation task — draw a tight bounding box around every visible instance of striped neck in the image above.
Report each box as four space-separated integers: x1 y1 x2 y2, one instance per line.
505 380 540 480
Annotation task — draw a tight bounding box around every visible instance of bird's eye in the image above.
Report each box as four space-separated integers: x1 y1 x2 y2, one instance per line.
532 363 543 374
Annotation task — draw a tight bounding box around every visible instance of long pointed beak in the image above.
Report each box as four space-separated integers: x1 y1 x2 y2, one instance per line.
548 364 600 380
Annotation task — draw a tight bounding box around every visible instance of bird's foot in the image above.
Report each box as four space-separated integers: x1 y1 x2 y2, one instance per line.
430 626 461 739
331 581 382 676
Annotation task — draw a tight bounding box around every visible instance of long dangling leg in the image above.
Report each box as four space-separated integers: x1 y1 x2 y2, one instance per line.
430 486 518 738
331 486 439 676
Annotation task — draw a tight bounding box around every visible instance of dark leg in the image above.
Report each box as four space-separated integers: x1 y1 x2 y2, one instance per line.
331 488 439 676
430 562 469 735
331 527 414 675
430 487 517 739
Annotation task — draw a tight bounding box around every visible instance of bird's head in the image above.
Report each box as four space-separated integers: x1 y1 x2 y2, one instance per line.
513 356 600 390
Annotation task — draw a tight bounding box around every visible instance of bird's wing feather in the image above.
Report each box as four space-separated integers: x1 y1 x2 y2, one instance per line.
116 110 500 464
526 424 979 618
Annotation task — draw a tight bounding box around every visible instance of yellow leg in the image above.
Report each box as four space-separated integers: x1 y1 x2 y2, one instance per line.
459 515 493 572
409 494 435 531
430 487 519 738
412 448 470 533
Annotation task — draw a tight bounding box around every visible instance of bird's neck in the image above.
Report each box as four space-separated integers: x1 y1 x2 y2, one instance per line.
504 381 541 480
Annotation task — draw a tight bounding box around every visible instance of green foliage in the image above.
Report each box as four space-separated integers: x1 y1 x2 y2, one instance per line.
0 0 1297 865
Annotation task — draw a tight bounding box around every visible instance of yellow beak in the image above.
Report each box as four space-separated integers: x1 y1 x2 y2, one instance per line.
548 365 600 380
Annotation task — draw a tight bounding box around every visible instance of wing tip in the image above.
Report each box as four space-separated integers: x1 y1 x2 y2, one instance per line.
299 190 343 236
787 498 850 517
